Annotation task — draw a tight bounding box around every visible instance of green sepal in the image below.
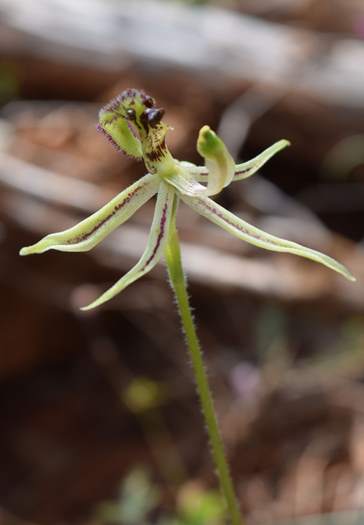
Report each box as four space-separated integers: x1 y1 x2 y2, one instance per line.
20 174 159 255
81 182 174 310
182 194 355 282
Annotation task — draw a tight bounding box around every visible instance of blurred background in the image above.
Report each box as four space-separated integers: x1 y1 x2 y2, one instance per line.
1 1 364 524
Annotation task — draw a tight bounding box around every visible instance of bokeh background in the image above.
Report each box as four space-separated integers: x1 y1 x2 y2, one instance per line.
1 1 364 524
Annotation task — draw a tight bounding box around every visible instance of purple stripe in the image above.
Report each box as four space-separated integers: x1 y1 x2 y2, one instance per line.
197 198 284 247
234 166 253 177
142 201 168 268
67 184 145 244
198 166 251 178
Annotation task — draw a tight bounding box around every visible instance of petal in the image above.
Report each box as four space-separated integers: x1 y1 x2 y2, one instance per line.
20 174 159 255
81 182 174 310
186 139 290 183
197 126 235 195
232 139 290 181
182 194 355 282
165 166 207 197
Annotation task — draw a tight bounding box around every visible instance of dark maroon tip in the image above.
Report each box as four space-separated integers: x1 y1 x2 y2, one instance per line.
142 95 155 108
145 107 165 127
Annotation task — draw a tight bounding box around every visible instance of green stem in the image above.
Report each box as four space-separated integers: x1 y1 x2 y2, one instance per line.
164 200 243 525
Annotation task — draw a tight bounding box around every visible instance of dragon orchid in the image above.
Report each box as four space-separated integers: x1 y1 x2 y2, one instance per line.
20 89 355 310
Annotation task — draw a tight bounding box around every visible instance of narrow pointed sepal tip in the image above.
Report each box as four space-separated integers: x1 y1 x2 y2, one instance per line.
19 246 35 256
19 241 47 256
279 139 291 148
80 300 101 312
80 305 92 312
333 261 356 282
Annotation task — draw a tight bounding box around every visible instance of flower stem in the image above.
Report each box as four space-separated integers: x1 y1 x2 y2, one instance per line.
164 201 243 525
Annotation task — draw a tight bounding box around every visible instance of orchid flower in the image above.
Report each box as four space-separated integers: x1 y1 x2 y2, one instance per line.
20 89 355 310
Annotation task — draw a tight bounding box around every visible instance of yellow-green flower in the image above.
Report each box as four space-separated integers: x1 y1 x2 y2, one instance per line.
20 89 355 310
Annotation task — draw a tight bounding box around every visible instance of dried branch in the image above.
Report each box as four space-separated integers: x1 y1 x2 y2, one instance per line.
1 0 364 108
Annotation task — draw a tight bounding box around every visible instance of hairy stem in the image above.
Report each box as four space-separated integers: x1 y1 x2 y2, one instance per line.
164 199 243 525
